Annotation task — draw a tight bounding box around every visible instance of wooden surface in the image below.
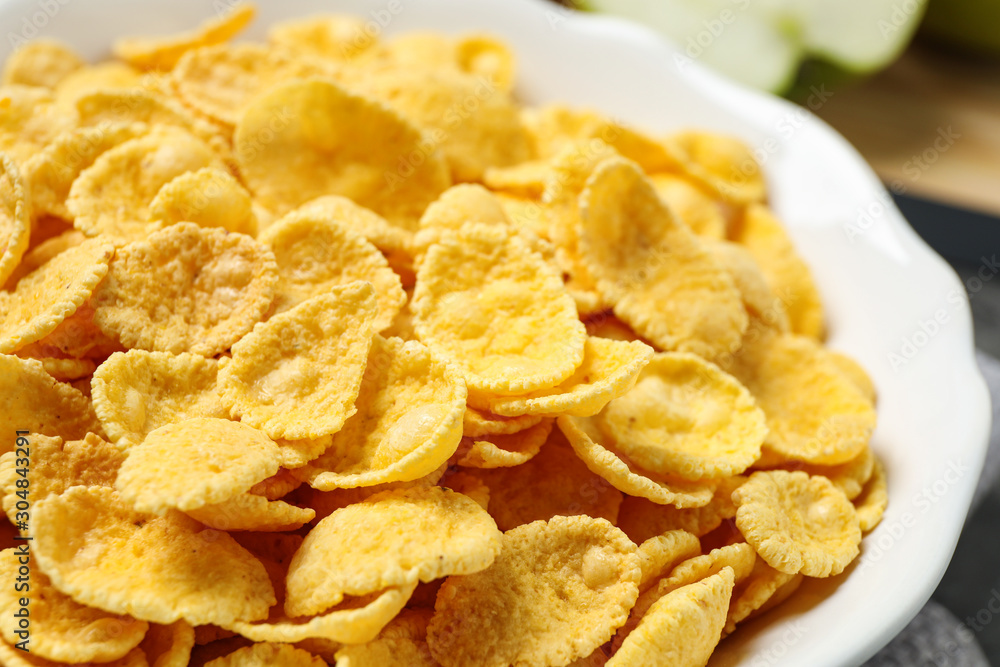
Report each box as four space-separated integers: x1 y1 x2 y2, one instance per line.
815 42 1000 217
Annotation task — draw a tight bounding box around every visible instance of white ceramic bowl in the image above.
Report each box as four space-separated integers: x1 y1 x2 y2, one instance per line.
0 0 990 665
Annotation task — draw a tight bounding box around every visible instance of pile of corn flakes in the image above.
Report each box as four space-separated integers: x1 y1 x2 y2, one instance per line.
0 5 887 666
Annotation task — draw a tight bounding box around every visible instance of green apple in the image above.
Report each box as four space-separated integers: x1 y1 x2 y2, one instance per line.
581 0 929 95
921 0 1000 56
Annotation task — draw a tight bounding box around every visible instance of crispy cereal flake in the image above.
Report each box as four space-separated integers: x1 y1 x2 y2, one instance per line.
470 426 624 531
558 415 715 508
427 515 640 667
204 642 325 667
91 222 277 357
0 238 113 354
113 3 256 70
0 432 123 524
0 153 29 286
115 417 281 513
413 223 585 396
91 350 227 448
477 337 653 418
0 356 101 455
217 284 378 440
733 470 861 577
149 168 257 236
578 158 747 359
0 548 148 663
68 129 225 242
607 567 734 667
258 210 405 328
455 419 552 469
729 332 876 465
235 78 450 223
596 352 765 480
285 486 500 616
32 486 275 626
299 335 466 489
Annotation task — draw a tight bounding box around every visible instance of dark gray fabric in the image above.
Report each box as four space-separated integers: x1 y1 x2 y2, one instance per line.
863 601 989 667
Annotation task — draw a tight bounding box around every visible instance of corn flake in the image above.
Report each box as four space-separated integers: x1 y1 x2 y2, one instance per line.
634 531 702 593
115 417 281 513
828 349 877 404
669 131 766 205
1 39 83 88
185 493 315 532
854 456 888 532
596 352 765 480
355 66 531 183
734 204 825 339
628 542 755 634
649 172 728 240
578 157 747 359
0 85 74 165
294 333 467 488
0 548 148 663
74 89 224 151
0 357 101 455
798 446 875 501
463 406 543 438
523 106 679 173
607 567 734 667
32 486 275 626
52 62 142 108
476 337 654 418
258 210 405 329
204 642 325 667
249 468 303 501
333 609 437 667
228 582 416 646
723 559 802 636
730 331 876 465
285 486 500 616
0 432 122 525
140 621 195 667
287 195 415 275
559 415 715 508
4 230 85 290
366 33 516 93
455 419 552 469
16 301 123 361
218 284 377 440
235 78 450 223
171 43 339 128
68 129 225 242
733 470 861 577
149 168 257 236
617 476 745 544
0 153 28 286
413 223 585 395
708 239 791 331
91 350 227 449
427 515 640 667
267 14 377 61
0 238 112 354
21 124 145 223
91 222 277 356
0 640 147 667
113 3 256 70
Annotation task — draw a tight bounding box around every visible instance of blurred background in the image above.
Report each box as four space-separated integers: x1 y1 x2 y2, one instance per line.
560 0 1000 664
